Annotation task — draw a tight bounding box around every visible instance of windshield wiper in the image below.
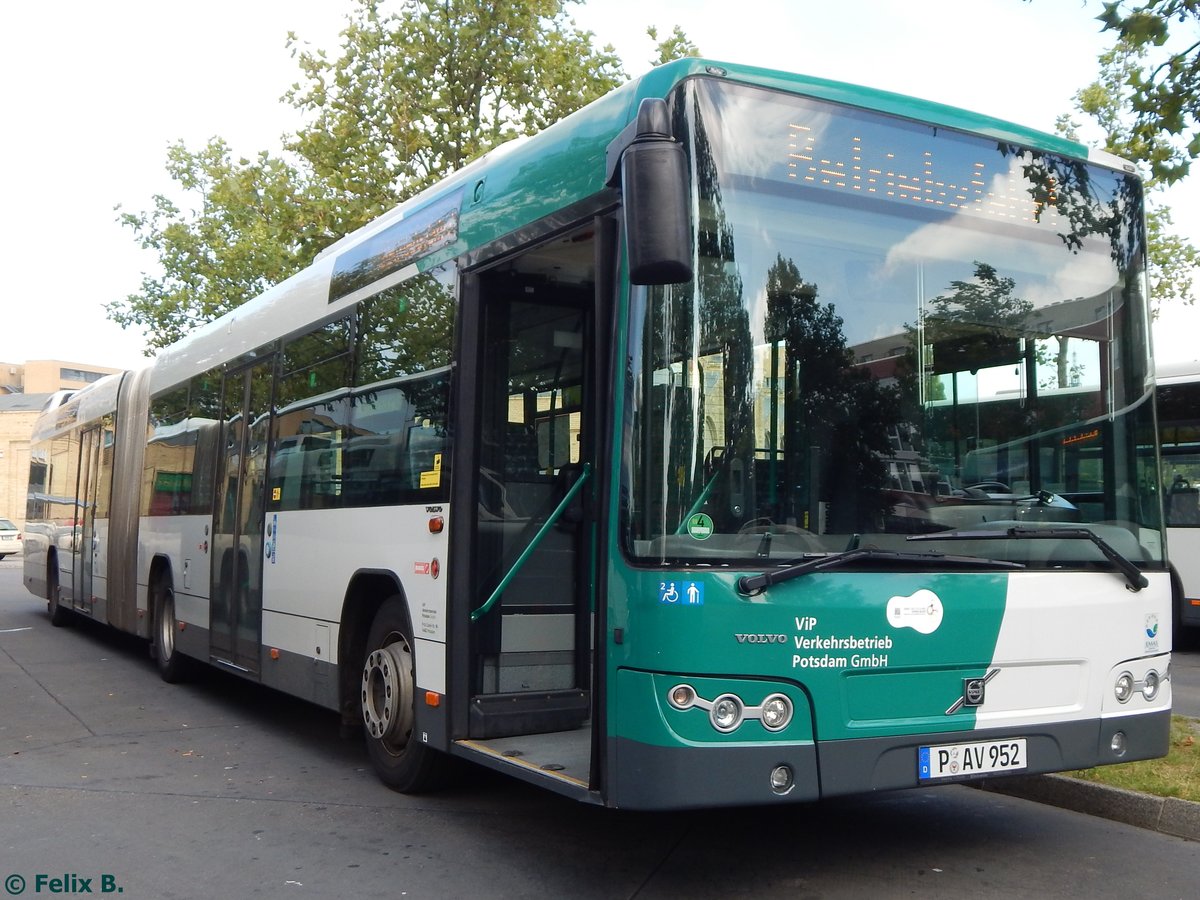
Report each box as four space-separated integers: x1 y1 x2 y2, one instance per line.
736 548 1024 596
907 526 1149 592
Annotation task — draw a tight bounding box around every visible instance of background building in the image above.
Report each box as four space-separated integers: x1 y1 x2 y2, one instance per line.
0 360 123 529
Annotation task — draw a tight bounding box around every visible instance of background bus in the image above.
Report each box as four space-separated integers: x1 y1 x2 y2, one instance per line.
1157 359 1200 643
25 58 1172 810
937 355 1200 648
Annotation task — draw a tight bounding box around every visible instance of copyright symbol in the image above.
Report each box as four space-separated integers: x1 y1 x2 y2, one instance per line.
4 874 25 895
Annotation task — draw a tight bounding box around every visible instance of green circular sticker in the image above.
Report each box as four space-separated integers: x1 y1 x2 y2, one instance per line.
686 513 714 541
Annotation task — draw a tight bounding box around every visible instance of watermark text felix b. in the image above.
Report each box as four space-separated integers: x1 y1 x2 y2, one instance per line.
4 873 124 895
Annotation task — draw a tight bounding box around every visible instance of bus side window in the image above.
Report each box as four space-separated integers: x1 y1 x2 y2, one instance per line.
271 399 349 512
143 386 190 516
344 371 451 507
272 324 353 512
1168 476 1200 526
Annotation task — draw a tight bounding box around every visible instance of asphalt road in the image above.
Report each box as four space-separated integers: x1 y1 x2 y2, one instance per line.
2 559 1199 900
1171 645 1200 718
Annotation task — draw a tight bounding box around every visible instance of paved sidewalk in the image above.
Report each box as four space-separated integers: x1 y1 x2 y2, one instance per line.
976 717 1200 842
977 774 1200 841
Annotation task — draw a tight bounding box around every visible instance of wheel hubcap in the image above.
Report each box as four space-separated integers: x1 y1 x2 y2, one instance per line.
361 639 414 749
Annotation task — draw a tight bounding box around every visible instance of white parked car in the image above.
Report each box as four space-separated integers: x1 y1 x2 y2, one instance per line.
0 518 22 558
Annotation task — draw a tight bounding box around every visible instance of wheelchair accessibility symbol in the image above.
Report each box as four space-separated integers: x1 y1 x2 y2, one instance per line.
658 581 704 606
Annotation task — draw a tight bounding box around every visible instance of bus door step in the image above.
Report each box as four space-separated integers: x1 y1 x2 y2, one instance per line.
469 689 589 739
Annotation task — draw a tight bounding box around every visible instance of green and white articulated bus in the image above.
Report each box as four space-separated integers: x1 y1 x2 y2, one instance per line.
24 59 1171 809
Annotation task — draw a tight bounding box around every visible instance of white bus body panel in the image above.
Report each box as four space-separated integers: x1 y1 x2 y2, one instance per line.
261 505 450 684
139 515 214 628
984 571 1172 727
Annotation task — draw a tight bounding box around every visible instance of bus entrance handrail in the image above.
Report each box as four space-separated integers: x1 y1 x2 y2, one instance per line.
470 462 591 622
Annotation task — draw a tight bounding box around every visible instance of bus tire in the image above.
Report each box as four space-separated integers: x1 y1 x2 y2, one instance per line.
152 575 190 683
360 596 446 792
47 562 69 627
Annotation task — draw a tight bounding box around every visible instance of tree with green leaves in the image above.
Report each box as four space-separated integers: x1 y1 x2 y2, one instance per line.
1058 33 1199 308
112 140 322 346
647 25 700 66
111 0 699 352
1096 1 1200 185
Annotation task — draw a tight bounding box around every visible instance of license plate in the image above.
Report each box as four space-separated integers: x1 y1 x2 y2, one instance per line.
919 738 1027 780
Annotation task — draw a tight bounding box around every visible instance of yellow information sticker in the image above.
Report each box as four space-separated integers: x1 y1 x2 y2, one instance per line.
420 454 443 488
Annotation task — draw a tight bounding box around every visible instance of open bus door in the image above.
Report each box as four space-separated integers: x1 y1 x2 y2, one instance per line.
451 223 605 791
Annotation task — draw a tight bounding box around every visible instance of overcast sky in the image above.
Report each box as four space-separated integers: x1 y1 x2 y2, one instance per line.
3 0 1196 370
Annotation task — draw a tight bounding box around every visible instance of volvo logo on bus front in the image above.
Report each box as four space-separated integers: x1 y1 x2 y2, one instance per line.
945 668 1000 715
963 677 986 707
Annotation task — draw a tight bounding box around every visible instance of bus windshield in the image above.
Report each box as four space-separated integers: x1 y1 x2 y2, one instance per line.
624 76 1162 569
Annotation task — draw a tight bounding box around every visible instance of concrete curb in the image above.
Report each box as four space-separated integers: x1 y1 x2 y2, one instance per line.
974 774 1200 842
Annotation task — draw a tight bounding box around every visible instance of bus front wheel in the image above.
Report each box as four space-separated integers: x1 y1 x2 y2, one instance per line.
360 596 446 792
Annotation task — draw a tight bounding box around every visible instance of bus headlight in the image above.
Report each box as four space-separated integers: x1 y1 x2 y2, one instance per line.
1114 672 1134 703
710 694 744 732
663 685 796 736
759 693 793 732
1140 670 1160 702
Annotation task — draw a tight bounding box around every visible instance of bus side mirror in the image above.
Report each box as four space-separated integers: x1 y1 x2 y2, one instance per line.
606 98 694 286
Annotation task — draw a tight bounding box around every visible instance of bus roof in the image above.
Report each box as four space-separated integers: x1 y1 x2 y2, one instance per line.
1157 358 1200 384
639 59 1090 160
29 372 124 444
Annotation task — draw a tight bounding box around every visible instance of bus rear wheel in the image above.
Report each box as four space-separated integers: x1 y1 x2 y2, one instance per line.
360 596 446 792
47 562 69 627
152 575 190 683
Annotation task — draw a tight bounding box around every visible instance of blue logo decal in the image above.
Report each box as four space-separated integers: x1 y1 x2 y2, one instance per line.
1145 614 1159 639
658 581 704 606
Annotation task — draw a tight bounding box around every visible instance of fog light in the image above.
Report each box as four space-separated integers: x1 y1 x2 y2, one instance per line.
1141 670 1160 702
769 765 794 794
668 684 696 710
1114 672 1134 703
760 693 793 732
1111 731 1127 757
710 694 744 732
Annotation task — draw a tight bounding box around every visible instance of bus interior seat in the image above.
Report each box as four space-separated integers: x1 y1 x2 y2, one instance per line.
1168 485 1200 526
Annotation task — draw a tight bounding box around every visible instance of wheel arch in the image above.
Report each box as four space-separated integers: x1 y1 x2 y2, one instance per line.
148 554 174 592
45 547 60 600
338 568 409 725
1171 561 1200 650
